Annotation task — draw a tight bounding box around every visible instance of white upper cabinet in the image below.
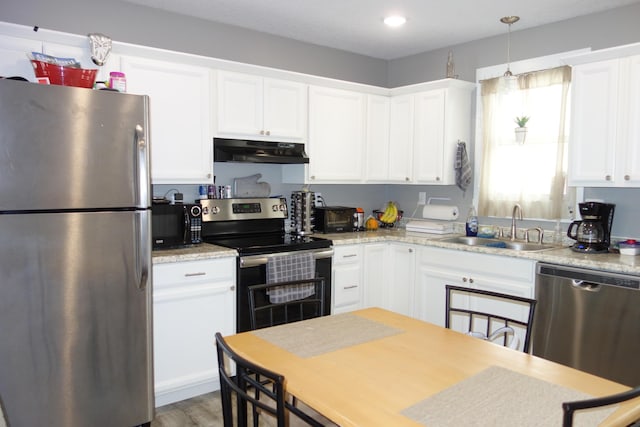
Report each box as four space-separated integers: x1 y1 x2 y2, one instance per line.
413 84 473 185
307 85 366 182
364 95 391 182
122 55 213 184
0 34 43 79
387 94 415 183
414 89 447 183
568 54 640 187
216 71 307 141
381 80 473 185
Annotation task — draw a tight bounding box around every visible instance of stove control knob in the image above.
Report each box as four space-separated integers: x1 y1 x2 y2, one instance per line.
272 205 279 212
210 206 220 214
279 204 287 211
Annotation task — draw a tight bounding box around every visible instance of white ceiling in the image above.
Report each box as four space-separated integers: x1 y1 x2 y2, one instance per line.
121 0 640 60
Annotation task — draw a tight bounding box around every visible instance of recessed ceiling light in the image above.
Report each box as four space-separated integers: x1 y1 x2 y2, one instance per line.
384 15 406 27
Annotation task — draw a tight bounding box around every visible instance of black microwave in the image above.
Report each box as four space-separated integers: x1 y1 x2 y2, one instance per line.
314 206 356 233
151 203 202 249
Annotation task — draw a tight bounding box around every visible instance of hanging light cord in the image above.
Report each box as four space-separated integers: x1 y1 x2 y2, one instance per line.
500 16 520 77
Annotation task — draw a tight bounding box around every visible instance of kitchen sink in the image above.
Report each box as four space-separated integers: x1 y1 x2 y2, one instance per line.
438 236 556 252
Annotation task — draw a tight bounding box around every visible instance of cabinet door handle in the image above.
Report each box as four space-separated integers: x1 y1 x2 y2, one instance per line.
184 272 207 277
260 130 265 135
266 130 271 136
605 175 612 181
230 285 235 291
625 174 630 181
408 248 413 253
342 254 358 258
462 277 468 283
469 278 474 284
343 285 358 290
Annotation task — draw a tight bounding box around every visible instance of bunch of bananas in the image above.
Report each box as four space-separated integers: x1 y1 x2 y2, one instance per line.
379 201 399 224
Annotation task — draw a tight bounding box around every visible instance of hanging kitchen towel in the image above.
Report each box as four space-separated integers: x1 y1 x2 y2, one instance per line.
266 252 316 303
455 141 472 192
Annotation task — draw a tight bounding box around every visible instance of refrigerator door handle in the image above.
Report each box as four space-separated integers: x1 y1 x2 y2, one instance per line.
135 124 150 208
136 210 151 291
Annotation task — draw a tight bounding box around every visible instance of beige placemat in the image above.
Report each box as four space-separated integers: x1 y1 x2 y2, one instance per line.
251 313 402 358
401 366 617 427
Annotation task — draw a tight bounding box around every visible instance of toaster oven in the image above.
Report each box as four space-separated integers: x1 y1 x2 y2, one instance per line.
314 206 356 233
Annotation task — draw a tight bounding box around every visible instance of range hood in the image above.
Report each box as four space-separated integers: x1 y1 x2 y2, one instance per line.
214 138 309 164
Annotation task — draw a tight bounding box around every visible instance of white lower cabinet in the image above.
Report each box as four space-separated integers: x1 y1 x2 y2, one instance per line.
363 243 416 317
152 257 236 406
387 243 416 316
332 245 363 314
414 246 535 351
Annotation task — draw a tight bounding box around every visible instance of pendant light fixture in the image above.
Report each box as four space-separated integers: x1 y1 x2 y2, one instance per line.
499 16 519 91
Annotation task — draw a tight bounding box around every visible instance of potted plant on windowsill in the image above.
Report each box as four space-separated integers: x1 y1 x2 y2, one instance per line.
514 116 529 144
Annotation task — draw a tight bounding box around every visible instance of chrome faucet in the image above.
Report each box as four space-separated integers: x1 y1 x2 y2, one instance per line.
525 227 544 244
510 204 523 241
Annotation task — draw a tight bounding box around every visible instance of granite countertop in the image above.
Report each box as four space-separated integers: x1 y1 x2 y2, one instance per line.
152 243 237 264
152 230 640 275
321 229 640 275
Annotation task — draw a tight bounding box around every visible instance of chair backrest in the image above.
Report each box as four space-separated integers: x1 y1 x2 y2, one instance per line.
215 332 324 427
445 285 537 353
562 386 640 427
248 278 326 330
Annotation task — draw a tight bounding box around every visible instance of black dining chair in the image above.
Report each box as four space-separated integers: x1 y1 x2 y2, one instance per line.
215 332 327 427
445 284 537 353
248 278 326 330
562 386 640 427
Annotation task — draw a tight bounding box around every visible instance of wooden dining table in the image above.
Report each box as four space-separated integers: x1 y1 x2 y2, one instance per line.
224 307 640 426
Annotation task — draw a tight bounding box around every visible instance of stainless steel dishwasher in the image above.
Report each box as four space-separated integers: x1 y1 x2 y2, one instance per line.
532 262 640 387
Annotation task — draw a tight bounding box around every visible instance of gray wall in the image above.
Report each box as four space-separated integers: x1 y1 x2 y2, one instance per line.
387 2 640 86
2 0 639 238
1 0 387 86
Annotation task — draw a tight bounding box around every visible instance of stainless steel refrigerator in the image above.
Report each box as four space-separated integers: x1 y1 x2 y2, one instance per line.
0 79 154 427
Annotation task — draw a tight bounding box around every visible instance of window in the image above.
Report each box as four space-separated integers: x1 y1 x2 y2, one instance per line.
478 66 576 220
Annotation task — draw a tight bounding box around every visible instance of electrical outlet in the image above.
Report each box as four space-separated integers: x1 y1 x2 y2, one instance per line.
418 192 427 205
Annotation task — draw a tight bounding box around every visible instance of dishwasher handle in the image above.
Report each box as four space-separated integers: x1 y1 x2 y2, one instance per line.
571 280 602 292
537 263 640 291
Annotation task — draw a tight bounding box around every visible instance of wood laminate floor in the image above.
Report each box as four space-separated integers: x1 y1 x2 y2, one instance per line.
151 392 277 427
152 392 224 427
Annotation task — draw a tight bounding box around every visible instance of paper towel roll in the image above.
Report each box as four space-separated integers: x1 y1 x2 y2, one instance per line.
422 205 459 221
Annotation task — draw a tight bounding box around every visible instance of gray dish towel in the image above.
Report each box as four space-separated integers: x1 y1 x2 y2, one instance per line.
455 141 472 192
266 252 316 304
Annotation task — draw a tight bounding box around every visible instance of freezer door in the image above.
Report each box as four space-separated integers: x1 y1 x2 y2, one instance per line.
0 211 153 427
0 79 150 211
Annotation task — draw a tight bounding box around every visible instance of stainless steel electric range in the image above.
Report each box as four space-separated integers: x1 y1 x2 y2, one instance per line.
199 197 333 332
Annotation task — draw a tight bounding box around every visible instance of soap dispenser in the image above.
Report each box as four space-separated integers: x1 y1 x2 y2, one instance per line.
466 206 478 237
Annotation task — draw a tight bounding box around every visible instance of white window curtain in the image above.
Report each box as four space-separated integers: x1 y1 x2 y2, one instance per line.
478 66 575 220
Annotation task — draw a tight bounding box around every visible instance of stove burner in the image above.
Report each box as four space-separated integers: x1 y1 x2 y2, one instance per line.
204 233 331 256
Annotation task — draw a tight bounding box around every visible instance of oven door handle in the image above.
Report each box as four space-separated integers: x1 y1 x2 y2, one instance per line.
240 248 334 268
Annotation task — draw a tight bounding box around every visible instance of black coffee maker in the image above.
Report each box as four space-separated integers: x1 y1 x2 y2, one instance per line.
567 202 615 253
